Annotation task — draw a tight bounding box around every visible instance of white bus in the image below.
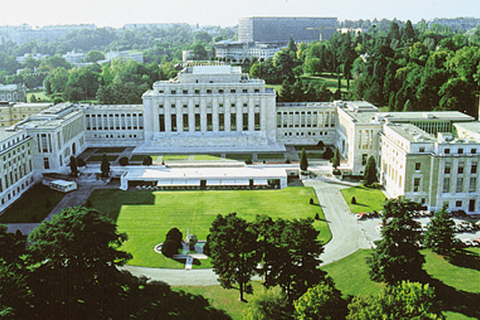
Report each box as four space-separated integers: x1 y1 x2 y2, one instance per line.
47 180 77 193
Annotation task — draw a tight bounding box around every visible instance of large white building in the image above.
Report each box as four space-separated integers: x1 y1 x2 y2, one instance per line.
2 65 480 216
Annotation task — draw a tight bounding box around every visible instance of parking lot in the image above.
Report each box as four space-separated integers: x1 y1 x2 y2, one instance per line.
355 212 480 247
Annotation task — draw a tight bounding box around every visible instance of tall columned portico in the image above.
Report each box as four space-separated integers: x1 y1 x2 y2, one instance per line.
138 65 284 153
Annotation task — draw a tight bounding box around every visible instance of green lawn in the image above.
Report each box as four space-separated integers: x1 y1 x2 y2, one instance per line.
193 154 223 161
94 147 127 154
0 184 64 223
85 187 330 268
340 186 386 213
87 154 118 162
322 248 480 320
256 153 285 160
301 73 348 91
225 154 252 161
162 154 190 161
305 152 325 159
129 155 159 162
26 90 51 102
294 145 324 151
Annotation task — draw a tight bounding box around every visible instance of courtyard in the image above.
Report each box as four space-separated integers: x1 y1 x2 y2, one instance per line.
85 186 330 268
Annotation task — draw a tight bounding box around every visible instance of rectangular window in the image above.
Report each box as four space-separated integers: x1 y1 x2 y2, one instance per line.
207 114 213 131
445 148 450 154
458 163 464 174
472 148 477 154
362 154 368 166
456 178 463 193
171 104 176 109
159 115 165 132
183 114 189 131
171 114 177 131
415 162 421 171
459 148 464 154
219 114 225 131
231 114 236 131
419 147 425 152
183 90 188 94
413 178 420 192
219 89 224 94
255 113 260 131
195 89 200 94
469 177 477 192
230 89 235 93
456 200 462 207
195 114 201 131
471 162 477 174
243 113 248 131
43 157 50 170
444 163 451 174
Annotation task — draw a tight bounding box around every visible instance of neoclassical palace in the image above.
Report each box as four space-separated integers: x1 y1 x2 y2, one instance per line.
1 65 480 215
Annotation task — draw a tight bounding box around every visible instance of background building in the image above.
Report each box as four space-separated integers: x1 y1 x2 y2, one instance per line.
0 84 26 103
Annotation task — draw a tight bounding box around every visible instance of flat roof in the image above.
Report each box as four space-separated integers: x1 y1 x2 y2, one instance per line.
386 124 436 143
0 127 19 140
454 122 480 134
123 165 287 181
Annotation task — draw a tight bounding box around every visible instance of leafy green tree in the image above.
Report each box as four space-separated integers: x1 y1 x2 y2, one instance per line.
363 156 377 186
205 213 259 301
243 286 291 320
331 148 340 169
300 148 308 171
100 153 110 177
192 43 208 60
423 206 457 255
293 281 346 320
43 67 69 95
254 216 326 303
368 197 424 285
27 207 132 319
346 281 444 320
142 155 153 166
85 50 105 63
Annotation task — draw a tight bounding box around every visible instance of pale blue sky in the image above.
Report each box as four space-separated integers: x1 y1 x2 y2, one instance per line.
0 0 478 28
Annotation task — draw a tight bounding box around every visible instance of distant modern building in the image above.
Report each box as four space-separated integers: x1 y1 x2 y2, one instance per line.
0 102 53 127
0 84 26 103
238 17 338 43
428 17 480 31
215 16 338 61
103 51 144 63
16 53 50 64
0 24 95 44
63 51 85 64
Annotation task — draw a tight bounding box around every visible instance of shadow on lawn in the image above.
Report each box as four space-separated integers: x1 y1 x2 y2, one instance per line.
85 190 156 222
417 263 480 319
447 249 480 271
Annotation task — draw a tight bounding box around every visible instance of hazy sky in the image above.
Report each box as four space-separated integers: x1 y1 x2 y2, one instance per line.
0 0 478 28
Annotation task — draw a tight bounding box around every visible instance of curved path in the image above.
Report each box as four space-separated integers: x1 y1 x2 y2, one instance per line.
121 177 371 286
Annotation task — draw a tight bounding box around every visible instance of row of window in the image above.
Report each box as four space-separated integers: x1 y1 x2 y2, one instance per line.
276 111 335 128
92 134 139 139
0 160 32 192
443 162 477 175
442 177 477 193
159 103 260 110
85 113 144 131
159 113 261 132
160 88 261 95
444 147 477 155
282 131 331 137
0 177 33 207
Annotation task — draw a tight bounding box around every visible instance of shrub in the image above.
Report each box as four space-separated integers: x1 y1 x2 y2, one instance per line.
310 198 314 205
119 156 129 166
77 158 86 167
142 156 153 166
166 227 183 243
285 159 291 164
323 147 334 160
351 196 357 204
315 213 320 220
245 159 252 165
85 200 93 208
162 239 182 258
317 141 325 148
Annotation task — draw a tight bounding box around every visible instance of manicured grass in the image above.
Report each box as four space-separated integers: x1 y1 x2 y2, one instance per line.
340 186 386 214
86 187 330 268
26 90 51 102
173 282 263 320
129 155 159 162
94 147 126 154
225 154 252 160
256 153 285 160
301 73 348 91
305 152 325 159
0 184 64 223
321 248 480 320
193 154 223 161
87 154 118 162
294 145 324 151
162 154 190 161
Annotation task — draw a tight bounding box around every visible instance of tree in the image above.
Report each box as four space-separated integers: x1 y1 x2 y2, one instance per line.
205 213 259 301
243 287 292 320
368 197 424 285
300 148 308 171
363 156 377 186
100 153 110 177
27 207 132 319
346 281 445 320
254 216 327 303
294 281 347 320
192 43 208 60
423 206 457 255
332 148 340 169
142 155 153 166
69 155 78 177
85 50 105 63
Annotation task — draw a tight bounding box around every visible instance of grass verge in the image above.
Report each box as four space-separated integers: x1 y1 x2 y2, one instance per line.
87 154 118 162
340 185 386 214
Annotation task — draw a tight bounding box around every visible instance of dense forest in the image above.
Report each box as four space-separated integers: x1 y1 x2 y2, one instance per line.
1 20 480 117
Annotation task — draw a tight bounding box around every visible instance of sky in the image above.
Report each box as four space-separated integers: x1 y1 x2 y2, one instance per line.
0 0 478 28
